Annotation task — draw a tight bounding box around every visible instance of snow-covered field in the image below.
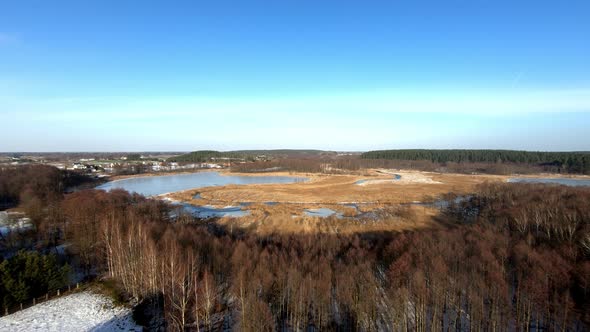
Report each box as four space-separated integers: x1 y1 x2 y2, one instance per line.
0 291 142 331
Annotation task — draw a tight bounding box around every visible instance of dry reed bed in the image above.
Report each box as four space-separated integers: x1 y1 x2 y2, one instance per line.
214 204 441 235
166 170 503 206
162 170 505 234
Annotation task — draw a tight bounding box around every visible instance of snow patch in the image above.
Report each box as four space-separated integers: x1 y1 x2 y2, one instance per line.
0 291 141 331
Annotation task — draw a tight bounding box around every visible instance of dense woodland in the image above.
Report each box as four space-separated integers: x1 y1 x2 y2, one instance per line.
362 149 590 174
168 149 590 175
1 165 590 330
0 251 71 308
0 165 93 211
0 165 93 310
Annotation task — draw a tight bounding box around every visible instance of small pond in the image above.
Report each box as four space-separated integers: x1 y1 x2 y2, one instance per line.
304 208 344 218
178 204 250 219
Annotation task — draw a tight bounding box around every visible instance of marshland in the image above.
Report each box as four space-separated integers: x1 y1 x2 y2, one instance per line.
3 1 590 330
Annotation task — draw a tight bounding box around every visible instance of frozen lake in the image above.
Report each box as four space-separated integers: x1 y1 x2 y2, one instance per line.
97 171 307 196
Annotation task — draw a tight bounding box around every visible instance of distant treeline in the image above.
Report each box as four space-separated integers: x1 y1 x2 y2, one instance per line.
362 149 590 174
0 152 183 162
169 149 340 163
231 149 337 157
179 149 590 175
168 150 249 163
231 157 557 175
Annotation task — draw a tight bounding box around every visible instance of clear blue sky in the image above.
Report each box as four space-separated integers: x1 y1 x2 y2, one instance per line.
1 0 589 152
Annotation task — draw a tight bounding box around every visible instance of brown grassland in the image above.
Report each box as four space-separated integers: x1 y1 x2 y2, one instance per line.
164 169 507 234
168 169 504 205
212 203 443 235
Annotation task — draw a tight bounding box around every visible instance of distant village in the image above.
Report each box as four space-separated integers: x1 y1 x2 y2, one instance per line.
0 153 230 177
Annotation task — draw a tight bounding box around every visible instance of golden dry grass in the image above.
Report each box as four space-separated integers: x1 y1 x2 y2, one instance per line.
161 169 508 234
168 169 504 206
214 204 442 235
